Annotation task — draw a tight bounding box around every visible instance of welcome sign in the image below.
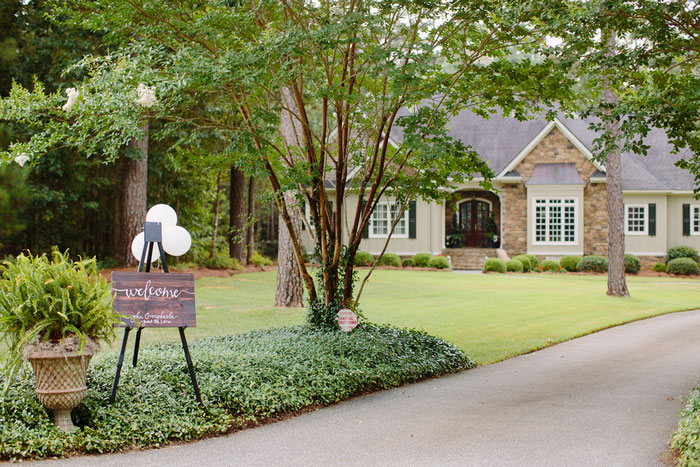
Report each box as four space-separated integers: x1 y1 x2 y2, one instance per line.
111 272 196 327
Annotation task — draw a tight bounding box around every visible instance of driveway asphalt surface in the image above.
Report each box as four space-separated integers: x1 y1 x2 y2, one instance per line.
25 309 700 467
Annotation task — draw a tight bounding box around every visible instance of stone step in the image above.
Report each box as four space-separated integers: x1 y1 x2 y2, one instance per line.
443 248 498 270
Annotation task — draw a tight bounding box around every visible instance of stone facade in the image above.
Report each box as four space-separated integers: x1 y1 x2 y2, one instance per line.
500 127 609 256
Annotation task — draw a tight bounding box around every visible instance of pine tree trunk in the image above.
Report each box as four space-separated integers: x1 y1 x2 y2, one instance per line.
275 190 304 307
229 167 246 263
603 32 629 297
116 121 148 267
246 176 255 264
209 170 223 259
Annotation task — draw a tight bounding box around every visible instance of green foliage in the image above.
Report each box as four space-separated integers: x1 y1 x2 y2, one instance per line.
427 256 449 270
667 246 699 265
506 259 523 273
377 253 401 267
538 260 560 272
624 254 642 275
576 255 608 273
249 252 272 268
353 251 374 267
560 255 582 272
483 258 506 273
412 253 433 268
651 262 666 273
0 324 472 460
666 258 700 276
401 258 414 268
0 249 119 394
203 251 242 270
525 255 539 270
672 387 700 467
512 255 532 272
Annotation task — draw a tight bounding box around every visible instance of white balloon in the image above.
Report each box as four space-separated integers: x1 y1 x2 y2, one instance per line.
146 204 178 226
131 232 161 262
162 225 191 256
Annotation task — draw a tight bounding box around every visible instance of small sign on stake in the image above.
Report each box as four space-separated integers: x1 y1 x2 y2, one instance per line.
337 308 358 333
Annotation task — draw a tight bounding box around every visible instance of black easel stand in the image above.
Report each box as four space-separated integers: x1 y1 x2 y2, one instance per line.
110 221 202 405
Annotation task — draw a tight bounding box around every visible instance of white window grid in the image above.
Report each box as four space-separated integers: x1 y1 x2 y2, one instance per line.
369 202 408 238
533 198 577 245
625 204 647 235
693 205 700 235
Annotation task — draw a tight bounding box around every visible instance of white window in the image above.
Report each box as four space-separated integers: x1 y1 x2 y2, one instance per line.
693 206 700 235
370 202 408 238
625 204 647 235
533 198 577 244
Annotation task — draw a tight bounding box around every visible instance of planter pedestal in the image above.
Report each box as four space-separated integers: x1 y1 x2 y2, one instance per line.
26 348 95 432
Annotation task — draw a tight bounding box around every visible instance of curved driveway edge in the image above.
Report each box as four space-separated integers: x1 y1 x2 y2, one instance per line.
23 309 700 467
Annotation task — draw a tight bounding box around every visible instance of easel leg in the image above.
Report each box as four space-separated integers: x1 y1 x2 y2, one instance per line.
133 327 144 367
179 327 203 405
110 327 132 404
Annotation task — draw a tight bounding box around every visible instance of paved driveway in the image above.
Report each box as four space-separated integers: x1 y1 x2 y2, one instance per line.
25 310 700 467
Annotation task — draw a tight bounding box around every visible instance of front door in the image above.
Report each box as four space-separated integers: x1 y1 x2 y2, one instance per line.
460 200 490 247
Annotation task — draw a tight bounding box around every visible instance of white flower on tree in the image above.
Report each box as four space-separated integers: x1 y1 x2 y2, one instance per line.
14 154 29 167
62 88 79 112
134 84 157 108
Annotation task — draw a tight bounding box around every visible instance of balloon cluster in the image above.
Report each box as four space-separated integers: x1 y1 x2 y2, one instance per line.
130 204 192 262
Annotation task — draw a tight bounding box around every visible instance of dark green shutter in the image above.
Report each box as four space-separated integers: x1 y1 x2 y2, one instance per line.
408 200 417 239
683 204 691 236
648 203 656 236
361 201 369 238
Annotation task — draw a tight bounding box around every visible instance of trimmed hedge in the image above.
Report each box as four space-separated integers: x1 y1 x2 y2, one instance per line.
667 246 699 265
651 262 666 273
538 259 560 272
412 253 433 268
672 388 700 466
401 258 415 268
377 253 401 267
667 258 700 276
428 256 449 270
560 255 582 272
506 259 524 272
576 255 608 273
0 325 473 461
624 254 641 274
512 255 532 272
354 251 374 266
483 258 506 273
524 254 539 271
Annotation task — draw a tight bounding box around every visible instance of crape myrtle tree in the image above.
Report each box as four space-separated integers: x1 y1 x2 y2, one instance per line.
0 0 571 328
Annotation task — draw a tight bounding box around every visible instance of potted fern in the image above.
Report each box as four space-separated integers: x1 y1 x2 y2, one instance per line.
0 249 120 432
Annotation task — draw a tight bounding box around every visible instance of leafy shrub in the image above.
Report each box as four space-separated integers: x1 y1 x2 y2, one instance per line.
412 253 433 268
203 251 242 270
96 256 118 270
506 259 523 272
354 251 374 266
560 255 582 272
624 254 641 274
576 255 608 273
651 262 666 273
428 256 449 269
250 251 273 267
512 255 532 272
538 259 560 272
377 253 401 267
524 254 539 270
401 258 414 267
667 246 699 265
0 325 473 460
672 388 700 466
666 258 700 276
483 258 506 273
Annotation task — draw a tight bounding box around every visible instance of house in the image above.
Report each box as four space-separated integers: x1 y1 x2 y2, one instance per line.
301 110 700 269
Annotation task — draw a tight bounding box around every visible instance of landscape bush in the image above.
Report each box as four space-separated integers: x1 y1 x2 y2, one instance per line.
377 253 401 267
428 256 449 269
672 388 700 466
666 258 700 276
401 258 414 268
483 258 506 273
506 259 523 273
250 251 273 267
538 259 560 272
524 254 539 270
412 253 433 268
512 255 532 272
624 254 641 274
651 262 667 273
560 255 582 272
0 325 473 461
354 251 374 266
576 255 608 273
203 251 242 270
667 246 699 265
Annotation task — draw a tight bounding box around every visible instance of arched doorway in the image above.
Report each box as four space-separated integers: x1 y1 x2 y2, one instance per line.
459 199 490 247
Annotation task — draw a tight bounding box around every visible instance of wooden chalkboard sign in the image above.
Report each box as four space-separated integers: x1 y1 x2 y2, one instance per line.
112 272 196 327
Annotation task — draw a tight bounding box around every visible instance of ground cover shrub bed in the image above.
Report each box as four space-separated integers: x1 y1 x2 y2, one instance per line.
672 388 700 466
0 325 472 460
538 260 560 272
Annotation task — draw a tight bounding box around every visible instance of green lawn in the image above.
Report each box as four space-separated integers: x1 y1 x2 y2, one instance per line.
121 270 700 365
